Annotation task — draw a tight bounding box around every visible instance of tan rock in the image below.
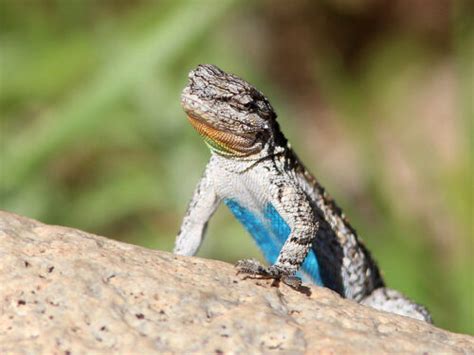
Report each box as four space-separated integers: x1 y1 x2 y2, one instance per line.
0 210 472 354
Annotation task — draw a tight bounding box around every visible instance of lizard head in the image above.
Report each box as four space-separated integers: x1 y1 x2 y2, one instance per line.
181 64 282 157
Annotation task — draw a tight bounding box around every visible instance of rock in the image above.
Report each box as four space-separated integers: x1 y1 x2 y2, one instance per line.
0 211 472 354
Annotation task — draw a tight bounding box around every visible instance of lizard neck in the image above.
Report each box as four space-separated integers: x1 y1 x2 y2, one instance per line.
210 140 288 174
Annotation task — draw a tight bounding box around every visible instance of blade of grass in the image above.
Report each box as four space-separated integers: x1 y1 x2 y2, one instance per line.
0 0 236 195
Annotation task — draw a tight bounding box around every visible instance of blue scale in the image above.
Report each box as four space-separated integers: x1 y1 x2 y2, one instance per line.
224 198 323 285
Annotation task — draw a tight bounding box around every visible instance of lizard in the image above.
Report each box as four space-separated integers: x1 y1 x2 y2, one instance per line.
174 64 432 323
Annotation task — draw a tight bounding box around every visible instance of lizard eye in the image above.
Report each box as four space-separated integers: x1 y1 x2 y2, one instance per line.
243 100 258 112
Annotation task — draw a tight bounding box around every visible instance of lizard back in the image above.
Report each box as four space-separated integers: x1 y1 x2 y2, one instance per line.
288 148 385 300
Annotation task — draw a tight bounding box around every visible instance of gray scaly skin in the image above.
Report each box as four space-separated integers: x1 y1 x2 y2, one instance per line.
174 64 432 323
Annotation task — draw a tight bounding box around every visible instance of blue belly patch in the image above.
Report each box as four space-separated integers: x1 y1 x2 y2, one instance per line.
224 199 323 286
224 199 280 263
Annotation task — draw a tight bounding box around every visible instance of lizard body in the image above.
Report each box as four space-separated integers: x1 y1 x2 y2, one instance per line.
174 64 432 323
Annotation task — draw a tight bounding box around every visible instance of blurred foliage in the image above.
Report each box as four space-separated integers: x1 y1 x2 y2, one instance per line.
0 0 472 334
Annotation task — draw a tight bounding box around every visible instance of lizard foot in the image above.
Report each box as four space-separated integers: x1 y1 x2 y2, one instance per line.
235 258 303 290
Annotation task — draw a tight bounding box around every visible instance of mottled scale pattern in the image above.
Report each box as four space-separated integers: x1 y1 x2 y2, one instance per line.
174 64 432 323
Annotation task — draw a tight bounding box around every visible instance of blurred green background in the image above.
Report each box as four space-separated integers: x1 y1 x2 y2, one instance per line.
0 0 472 334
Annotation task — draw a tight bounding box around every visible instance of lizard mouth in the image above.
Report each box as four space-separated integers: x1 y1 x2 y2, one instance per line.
186 113 260 156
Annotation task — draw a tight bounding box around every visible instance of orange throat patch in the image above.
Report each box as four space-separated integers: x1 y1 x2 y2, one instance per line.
187 114 253 155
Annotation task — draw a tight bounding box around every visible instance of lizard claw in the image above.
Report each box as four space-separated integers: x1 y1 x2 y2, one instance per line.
235 259 303 290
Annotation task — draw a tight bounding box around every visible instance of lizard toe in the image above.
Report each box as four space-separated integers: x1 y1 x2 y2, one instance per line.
235 258 269 276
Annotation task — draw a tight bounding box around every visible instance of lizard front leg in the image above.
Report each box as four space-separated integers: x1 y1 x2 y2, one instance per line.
236 181 318 289
174 167 220 256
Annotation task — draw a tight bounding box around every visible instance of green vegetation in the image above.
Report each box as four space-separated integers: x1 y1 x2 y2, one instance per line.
1 0 472 334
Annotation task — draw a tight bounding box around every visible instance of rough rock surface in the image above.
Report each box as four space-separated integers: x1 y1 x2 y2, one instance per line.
0 211 472 354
